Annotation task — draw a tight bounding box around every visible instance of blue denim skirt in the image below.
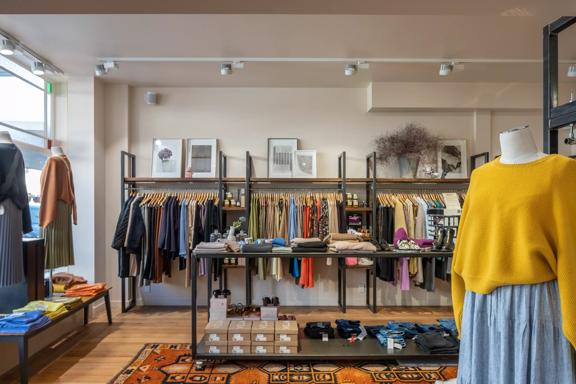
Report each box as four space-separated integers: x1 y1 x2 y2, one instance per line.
458 280 576 384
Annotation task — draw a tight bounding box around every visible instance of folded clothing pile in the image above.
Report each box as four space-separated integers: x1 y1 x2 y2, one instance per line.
438 319 457 336
271 238 292 253
414 331 459 354
194 240 240 253
304 321 335 339
323 233 362 243
45 296 83 310
52 272 87 293
328 241 378 253
0 310 50 334
64 282 107 297
14 301 68 320
335 319 363 338
241 243 273 253
291 238 327 253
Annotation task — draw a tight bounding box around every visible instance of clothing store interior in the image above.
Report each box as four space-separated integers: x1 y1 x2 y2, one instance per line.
1 3 576 384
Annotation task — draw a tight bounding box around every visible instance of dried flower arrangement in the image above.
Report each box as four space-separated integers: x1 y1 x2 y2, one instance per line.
374 123 439 163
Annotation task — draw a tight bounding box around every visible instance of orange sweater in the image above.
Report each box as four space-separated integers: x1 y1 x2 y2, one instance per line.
40 155 77 227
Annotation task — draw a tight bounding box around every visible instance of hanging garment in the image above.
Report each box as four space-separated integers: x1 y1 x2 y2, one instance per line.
0 144 32 287
40 155 77 269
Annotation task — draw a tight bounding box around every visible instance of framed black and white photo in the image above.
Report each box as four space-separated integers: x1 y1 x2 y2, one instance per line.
185 139 217 178
267 138 299 178
293 150 317 178
151 138 183 178
438 139 468 179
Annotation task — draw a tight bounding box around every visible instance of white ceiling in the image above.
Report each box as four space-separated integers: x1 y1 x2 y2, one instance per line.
0 11 575 87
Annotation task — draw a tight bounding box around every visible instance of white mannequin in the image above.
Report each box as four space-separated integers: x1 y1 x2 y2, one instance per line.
0 131 14 144
51 146 65 156
499 126 545 164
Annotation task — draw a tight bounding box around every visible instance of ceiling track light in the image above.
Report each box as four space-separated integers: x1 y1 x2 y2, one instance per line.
568 64 576 78
344 64 357 76
220 63 233 76
439 62 454 76
95 64 107 76
0 39 15 56
31 61 45 76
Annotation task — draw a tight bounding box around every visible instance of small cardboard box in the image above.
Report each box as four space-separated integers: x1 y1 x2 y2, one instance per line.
205 320 230 342
228 320 252 343
275 345 298 354
260 306 278 321
251 320 275 342
206 344 227 354
251 342 274 354
228 344 250 354
274 320 299 346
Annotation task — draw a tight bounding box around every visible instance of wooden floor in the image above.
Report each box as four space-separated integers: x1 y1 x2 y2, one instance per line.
3 305 453 384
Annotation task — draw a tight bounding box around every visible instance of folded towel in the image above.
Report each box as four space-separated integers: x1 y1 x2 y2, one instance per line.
241 243 273 253
291 237 322 245
0 311 50 334
14 301 69 320
271 238 286 247
292 241 326 249
64 283 107 297
323 233 362 243
328 241 377 252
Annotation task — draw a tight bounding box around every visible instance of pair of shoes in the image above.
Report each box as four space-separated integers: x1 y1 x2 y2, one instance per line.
227 303 244 316
213 289 231 298
358 258 373 266
223 258 239 265
262 297 280 306
433 228 455 251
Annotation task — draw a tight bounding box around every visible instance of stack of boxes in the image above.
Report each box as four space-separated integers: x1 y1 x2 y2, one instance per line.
204 320 229 354
209 296 229 321
251 320 275 354
228 320 252 354
204 319 299 354
275 320 298 354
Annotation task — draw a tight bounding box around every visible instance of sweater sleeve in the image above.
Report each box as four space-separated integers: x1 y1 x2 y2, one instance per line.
556 163 576 349
39 158 58 228
451 171 475 338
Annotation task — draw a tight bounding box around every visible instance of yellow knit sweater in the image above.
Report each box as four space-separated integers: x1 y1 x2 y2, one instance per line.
452 154 576 349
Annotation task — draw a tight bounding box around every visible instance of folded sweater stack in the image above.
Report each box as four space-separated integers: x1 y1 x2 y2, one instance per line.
0 310 50 334
194 240 240 253
291 237 327 253
52 272 87 293
64 283 107 297
14 301 68 320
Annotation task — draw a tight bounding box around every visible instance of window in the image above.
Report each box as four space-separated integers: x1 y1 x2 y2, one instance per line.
0 56 51 238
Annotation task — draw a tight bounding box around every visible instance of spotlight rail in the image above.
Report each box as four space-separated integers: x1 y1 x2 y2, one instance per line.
0 28 64 75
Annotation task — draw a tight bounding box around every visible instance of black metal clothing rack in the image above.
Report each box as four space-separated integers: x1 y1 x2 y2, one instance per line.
544 17 576 154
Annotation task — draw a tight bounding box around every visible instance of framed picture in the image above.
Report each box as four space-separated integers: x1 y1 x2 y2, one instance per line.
151 138 183 178
470 152 490 172
185 139 217 178
267 138 299 178
293 150 317 178
438 139 468 179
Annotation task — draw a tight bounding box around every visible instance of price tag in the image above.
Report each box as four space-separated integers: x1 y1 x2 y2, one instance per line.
208 334 220 341
387 338 395 350
255 334 267 341
279 346 290 354
322 333 329 342
208 346 221 354
255 346 267 354
232 334 244 342
280 334 291 342
232 346 243 354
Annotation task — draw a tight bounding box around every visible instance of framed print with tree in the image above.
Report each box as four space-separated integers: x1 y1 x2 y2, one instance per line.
293 150 317 178
151 138 183 178
185 139 218 178
267 138 299 178
438 139 468 178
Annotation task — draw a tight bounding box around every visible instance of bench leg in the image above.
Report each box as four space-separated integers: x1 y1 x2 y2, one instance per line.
18 337 28 384
104 292 113 325
83 305 89 325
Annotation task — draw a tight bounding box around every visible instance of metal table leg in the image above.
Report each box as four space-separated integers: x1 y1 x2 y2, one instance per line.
245 258 251 305
365 269 370 307
191 254 198 358
337 263 342 310
372 257 377 313
342 262 347 313
207 259 213 308
104 292 113 325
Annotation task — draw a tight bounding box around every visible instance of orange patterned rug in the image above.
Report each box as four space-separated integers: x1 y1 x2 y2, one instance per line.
110 343 457 384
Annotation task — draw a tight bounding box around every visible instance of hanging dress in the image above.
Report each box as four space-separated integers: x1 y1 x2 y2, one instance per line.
40 155 77 269
0 144 32 286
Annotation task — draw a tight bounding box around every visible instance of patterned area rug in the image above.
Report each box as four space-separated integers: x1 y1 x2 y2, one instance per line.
110 343 457 384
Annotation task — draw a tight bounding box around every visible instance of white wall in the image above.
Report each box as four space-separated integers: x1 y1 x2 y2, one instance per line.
98 83 560 308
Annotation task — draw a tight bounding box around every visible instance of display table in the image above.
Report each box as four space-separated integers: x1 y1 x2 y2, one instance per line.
0 288 112 384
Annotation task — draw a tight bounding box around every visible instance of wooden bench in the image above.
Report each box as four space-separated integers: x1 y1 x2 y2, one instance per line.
0 288 112 384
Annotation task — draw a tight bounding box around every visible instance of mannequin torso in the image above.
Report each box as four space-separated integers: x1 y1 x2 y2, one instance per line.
0 131 14 144
499 127 545 164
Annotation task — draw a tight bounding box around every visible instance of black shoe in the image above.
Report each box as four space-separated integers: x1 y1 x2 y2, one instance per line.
443 229 455 251
222 289 231 298
263 297 272 306
212 289 222 298
272 297 280 306
434 229 446 251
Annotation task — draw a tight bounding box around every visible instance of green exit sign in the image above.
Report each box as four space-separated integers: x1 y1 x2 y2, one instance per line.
46 82 53 94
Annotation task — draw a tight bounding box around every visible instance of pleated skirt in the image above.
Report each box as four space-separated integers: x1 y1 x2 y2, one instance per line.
458 280 576 384
44 201 74 269
0 199 24 287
